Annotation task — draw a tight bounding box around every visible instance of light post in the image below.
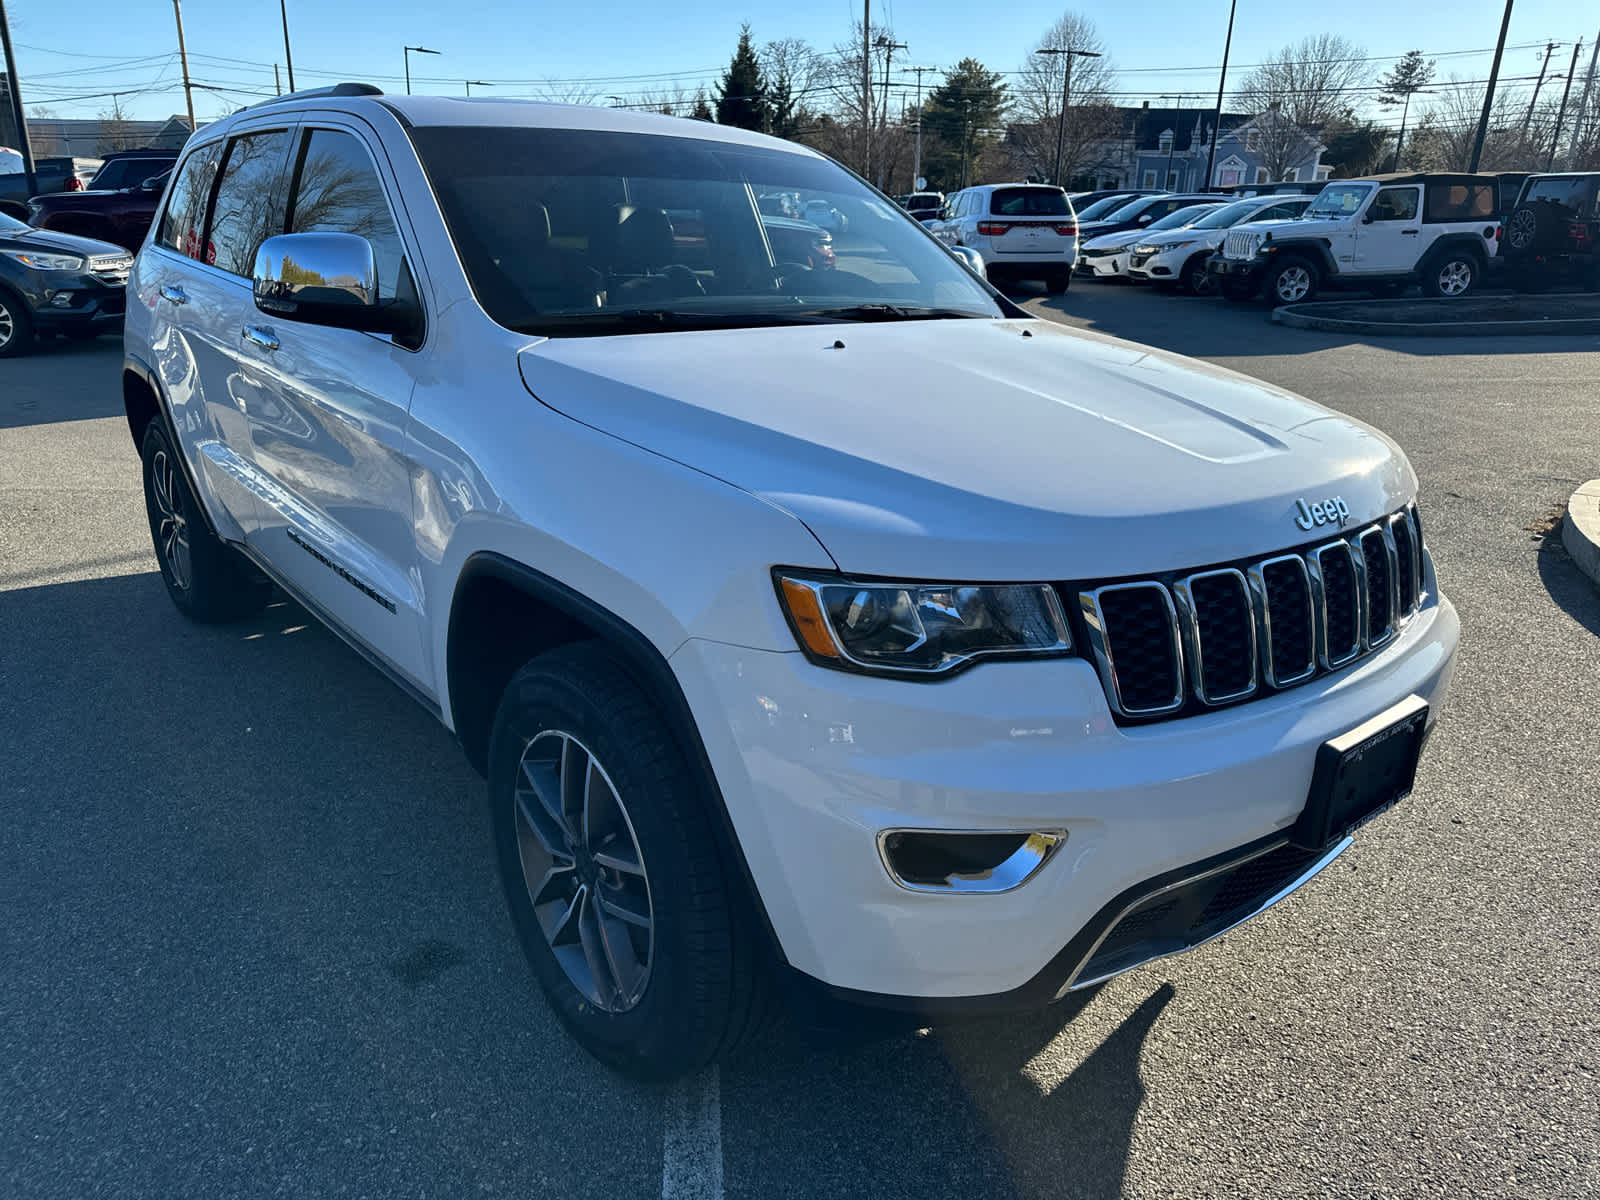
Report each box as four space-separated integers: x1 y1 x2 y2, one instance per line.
900 65 934 191
1204 0 1238 189
607 95 626 107
278 0 295 91
404 45 440 96
466 79 493 96
960 99 972 189
1034 46 1102 187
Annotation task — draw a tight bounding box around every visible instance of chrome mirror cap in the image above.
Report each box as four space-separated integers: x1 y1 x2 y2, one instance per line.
252 231 380 316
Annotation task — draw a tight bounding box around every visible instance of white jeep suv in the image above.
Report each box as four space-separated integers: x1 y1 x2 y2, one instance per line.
1127 194 1312 294
1208 173 1502 304
123 86 1459 1081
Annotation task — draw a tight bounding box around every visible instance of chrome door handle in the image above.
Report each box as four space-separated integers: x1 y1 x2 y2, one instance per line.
159 284 187 305
241 325 280 352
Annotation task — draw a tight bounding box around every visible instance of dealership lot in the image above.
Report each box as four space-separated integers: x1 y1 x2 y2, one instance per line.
3 293 1597 1197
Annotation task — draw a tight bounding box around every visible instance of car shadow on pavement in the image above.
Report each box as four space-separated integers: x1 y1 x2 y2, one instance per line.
0 339 126 429
722 981 1175 1199
1537 526 1600 636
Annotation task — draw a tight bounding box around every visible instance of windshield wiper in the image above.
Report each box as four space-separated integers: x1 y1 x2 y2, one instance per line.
513 309 820 336
797 304 984 322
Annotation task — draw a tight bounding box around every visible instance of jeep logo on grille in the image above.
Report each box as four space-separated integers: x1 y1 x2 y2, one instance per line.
1294 496 1350 531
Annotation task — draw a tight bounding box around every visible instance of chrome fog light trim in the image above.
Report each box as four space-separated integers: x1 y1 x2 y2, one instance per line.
877 829 1066 894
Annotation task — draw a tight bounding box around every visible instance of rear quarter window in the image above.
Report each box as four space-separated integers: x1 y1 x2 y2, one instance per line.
157 141 224 261
1424 183 1494 222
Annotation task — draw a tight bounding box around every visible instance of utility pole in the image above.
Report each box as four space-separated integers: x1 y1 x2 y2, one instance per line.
1470 0 1515 172
875 37 906 189
1567 30 1600 168
1035 46 1102 186
172 0 196 131
862 0 872 180
1162 93 1183 189
1391 88 1433 171
279 0 296 91
1204 0 1239 190
960 99 972 189
0 0 34 195
901 65 933 187
1548 42 1582 170
1521 40 1557 146
274 64 282 95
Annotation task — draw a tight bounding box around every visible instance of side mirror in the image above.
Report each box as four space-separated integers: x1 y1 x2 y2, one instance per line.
947 243 985 277
1361 211 1375 224
1137 213 1153 224
252 232 414 336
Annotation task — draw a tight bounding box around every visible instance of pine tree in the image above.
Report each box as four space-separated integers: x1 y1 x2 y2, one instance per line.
919 59 1009 190
1378 50 1436 169
691 91 714 122
716 26 770 132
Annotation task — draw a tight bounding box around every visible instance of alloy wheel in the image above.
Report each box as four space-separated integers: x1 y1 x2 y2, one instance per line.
1275 265 1312 303
0 299 13 349
514 729 654 1014
150 449 192 591
1437 260 1473 296
1506 210 1536 250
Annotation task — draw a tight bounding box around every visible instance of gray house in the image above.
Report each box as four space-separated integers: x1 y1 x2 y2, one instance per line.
1075 105 1328 192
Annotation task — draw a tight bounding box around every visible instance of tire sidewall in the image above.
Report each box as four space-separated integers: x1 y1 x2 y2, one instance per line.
0 287 34 358
141 422 201 615
1182 255 1214 296
489 656 729 1078
1269 258 1318 305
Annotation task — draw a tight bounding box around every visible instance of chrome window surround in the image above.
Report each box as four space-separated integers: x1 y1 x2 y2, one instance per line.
1172 567 1258 705
1075 506 1426 721
876 829 1067 895
1247 554 1317 687
1078 581 1185 717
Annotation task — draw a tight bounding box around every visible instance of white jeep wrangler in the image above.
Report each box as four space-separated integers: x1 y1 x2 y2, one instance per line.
1208 173 1504 304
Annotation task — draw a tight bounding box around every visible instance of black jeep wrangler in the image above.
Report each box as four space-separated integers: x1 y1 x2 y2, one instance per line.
1499 173 1600 290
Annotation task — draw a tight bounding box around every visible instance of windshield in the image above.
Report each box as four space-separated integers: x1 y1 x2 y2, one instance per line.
0 212 26 233
1190 199 1268 230
409 125 1000 334
1305 184 1371 218
1147 203 1220 232
1076 194 1135 221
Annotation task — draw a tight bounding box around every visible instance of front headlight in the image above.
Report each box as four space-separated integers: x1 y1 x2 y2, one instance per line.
2 249 86 271
1160 239 1197 251
775 572 1072 676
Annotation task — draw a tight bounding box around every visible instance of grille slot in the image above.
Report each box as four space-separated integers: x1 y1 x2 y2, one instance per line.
1082 583 1183 715
1177 569 1256 704
1313 541 1362 667
1071 508 1424 724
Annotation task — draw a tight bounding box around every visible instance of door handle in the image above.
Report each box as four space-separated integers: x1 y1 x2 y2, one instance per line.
1401 229 1419 235
158 284 188 305
241 325 280 352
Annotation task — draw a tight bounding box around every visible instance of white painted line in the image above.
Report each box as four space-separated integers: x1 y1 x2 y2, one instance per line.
661 1064 723 1200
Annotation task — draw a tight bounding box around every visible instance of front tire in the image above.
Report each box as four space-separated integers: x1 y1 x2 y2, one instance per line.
1045 267 1071 294
1180 255 1216 297
1266 257 1319 305
0 288 35 358
140 422 271 622
490 644 767 1081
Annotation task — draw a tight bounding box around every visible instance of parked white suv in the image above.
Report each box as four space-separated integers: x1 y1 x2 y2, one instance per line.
1127 194 1313 294
930 183 1078 292
123 87 1459 1081
1209 173 1503 304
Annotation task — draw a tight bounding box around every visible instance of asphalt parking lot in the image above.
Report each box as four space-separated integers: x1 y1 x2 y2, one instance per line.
3 286 1598 1199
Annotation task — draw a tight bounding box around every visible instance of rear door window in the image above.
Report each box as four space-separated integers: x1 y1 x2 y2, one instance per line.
990 188 1070 216
157 141 224 261
207 129 295 276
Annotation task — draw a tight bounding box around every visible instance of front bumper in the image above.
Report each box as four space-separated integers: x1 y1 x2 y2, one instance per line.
1078 252 1130 278
1207 255 1268 286
1126 249 1185 281
22 271 126 331
671 588 1458 1005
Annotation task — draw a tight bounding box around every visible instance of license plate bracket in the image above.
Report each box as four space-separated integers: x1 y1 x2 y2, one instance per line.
1292 695 1429 850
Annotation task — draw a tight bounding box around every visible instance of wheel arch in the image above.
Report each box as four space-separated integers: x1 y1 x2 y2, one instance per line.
123 354 223 539
447 550 788 965
1266 239 1337 275
1419 234 1490 271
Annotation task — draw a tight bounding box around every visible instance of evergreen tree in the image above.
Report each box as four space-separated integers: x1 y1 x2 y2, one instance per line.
716 26 770 132
919 59 1009 190
1377 50 1436 169
691 90 714 122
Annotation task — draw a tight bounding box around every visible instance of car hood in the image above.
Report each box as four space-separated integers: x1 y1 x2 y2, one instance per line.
0 225 126 258
1139 228 1225 249
1233 216 1343 237
516 319 1415 580
1084 229 1155 251
1075 220 1135 240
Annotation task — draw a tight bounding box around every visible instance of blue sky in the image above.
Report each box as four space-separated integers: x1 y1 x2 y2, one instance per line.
5 0 1590 128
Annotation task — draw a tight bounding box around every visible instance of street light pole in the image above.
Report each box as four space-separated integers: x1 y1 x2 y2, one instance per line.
279 0 296 91
901 66 933 187
1469 0 1514 172
1203 0 1238 190
404 45 440 96
0 0 35 195
1035 46 1102 187
466 80 494 97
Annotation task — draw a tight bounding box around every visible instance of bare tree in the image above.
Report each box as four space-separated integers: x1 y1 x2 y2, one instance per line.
96 95 140 155
533 80 601 106
1235 34 1368 131
762 37 822 140
817 20 899 176
1008 13 1118 184
1406 76 1529 170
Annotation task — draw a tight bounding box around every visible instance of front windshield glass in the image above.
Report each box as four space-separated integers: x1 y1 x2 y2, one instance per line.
0 212 27 233
1305 184 1371 218
1076 194 1135 220
1189 199 1266 230
1146 203 1221 231
409 125 1002 334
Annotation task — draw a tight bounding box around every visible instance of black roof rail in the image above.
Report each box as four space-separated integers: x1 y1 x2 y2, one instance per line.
242 82 384 112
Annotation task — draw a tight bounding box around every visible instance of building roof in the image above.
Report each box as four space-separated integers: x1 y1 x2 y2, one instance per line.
23 116 195 156
1129 107 1252 153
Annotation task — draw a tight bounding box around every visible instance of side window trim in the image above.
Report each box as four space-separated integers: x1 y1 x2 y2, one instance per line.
202 123 298 278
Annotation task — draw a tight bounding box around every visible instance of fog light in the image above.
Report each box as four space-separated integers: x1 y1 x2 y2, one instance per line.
51 292 75 308
878 829 1065 894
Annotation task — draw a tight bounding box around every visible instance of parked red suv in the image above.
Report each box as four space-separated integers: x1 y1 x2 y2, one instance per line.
27 149 178 251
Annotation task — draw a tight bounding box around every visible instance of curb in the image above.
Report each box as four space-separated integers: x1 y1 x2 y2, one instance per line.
1562 480 1600 587
1272 305 1600 337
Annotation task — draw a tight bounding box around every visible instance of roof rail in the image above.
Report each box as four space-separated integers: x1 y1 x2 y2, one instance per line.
242 82 384 112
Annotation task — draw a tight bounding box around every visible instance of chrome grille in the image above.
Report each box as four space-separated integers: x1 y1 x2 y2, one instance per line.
1076 506 1426 721
1223 230 1261 260
89 254 133 284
